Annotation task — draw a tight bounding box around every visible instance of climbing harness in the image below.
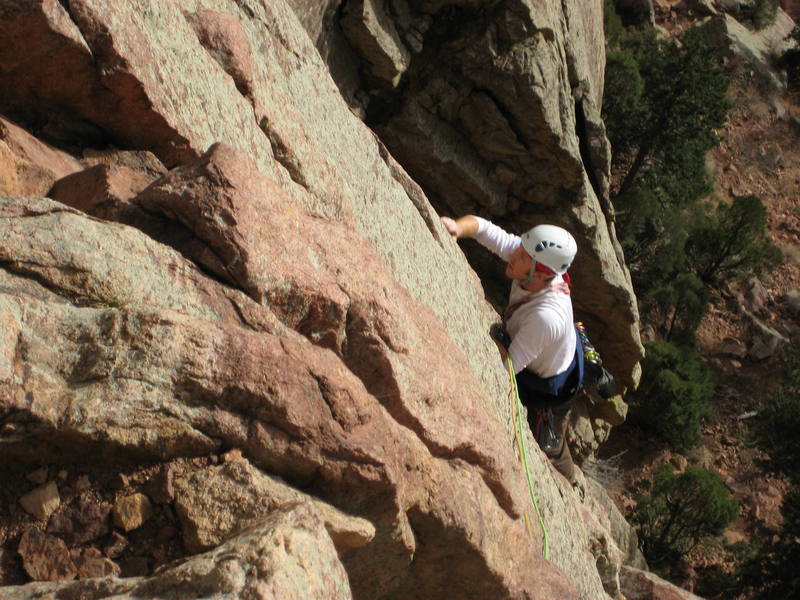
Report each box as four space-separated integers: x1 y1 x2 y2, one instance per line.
506 356 550 560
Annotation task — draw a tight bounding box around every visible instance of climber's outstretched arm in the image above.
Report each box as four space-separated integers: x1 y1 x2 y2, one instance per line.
440 215 479 239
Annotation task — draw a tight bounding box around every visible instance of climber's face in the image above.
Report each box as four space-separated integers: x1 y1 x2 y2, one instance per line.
506 245 533 280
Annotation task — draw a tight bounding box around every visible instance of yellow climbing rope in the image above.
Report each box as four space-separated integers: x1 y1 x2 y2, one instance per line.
506 356 550 560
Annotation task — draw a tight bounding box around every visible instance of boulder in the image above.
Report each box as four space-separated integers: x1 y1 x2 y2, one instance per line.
72 547 120 580
713 337 748 359
0 194 578 599
46 497 111 545
785 289 800 314
589 395 629 427
173 458 375 553
17 528 77 582
0 0 643 391
5 504 354 599
620 566 705 600
586 478 648 571
19 482 60 521
0 117 82 196
49 163 157 220
184 9 257 100
341 0 410 86
112 494 153 532
698 10 796 91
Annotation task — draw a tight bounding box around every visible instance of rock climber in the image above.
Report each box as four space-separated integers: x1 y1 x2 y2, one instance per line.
441 215 613 485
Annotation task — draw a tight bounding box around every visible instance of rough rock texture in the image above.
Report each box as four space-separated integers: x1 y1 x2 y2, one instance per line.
700 10 796 91
0 195 578 598
46 497 111 545
18 482 60 520
294 0 642 385
586 478 648 572
0 0 646 597
17 528 77 582
0 116 82 196
113 494 154 532
620 566 705 600
0 0 641 388
5 504 355 600
174 458 375 553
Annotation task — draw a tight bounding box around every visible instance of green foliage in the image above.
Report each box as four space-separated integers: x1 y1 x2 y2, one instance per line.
750 356 800 484
605 27 729 206
629 340 714 450
743 490 800 599
685 195 783 287
645 272 708 345
603 0 624 48
743 0 780 30
740 358 800 599
632 463 739 567
603 49 648 156
615 188 692 292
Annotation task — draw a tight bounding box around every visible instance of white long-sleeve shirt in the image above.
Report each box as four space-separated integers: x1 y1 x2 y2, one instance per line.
473 217 576 376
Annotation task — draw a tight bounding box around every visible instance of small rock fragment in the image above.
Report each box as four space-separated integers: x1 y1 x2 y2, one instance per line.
113 493 153 532
75 475 91 491
104 531 128 559
17 528 77 582
26 468 48 485
143 466 175 504
57 470 68 481
47 497 111 544
20 481 60 520
221 448 243 463
73 547 121 579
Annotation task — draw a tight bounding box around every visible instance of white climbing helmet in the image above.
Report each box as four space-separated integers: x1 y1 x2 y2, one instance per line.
520 224 577 275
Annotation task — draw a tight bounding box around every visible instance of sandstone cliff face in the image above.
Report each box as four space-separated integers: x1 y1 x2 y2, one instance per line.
0 0 643 598
292 0 643 386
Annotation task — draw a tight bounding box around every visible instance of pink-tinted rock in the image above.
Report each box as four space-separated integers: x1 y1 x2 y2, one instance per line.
48 164 155 219
173 459 375 554
3 504 355 599
0 116 82 196
0 194 576 600
72 547 120 580
137 143 520 517
620 566 705 600
17 528 77 582
185 9 256 99
46 497 111 545
113 494 153 532
143 467 175 505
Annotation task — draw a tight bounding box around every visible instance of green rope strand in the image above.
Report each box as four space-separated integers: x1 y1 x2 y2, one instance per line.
507 356 550 560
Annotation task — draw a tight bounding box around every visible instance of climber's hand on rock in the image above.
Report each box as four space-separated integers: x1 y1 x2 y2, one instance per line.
441 216 459 238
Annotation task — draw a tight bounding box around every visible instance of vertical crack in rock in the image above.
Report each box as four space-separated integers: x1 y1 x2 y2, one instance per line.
258 116 311 190
373 134 444 245
574 97 604 205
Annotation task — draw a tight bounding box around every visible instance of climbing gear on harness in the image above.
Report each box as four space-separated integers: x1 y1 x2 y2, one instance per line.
489 323 511 349
520 224 577 275
506 356 550 560
515 328 585 404
576 322 600 364
534 408 560 452
576 322 616 399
